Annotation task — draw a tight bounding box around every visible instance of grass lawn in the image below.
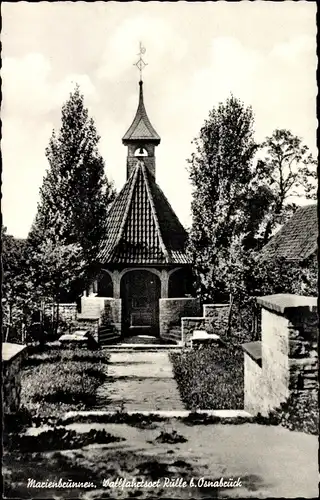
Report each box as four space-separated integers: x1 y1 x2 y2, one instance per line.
170 345 244 410
20 347 110 420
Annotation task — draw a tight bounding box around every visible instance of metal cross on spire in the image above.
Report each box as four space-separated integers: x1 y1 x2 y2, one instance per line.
134 42 148 81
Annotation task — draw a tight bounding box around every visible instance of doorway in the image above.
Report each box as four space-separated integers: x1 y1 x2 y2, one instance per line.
121 270 161 337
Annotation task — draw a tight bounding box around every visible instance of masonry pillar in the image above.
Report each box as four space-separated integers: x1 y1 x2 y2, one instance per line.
161 269 169 298
243 294 318 415
113 270 121 299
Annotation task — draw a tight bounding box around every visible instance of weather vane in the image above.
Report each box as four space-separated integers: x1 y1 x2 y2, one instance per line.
134 42 148 80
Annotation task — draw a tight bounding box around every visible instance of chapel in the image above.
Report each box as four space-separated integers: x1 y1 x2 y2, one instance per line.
81 77 200 344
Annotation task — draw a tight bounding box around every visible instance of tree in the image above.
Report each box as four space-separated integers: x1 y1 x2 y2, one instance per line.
28 85 116 297
2 227 34 341
188 95 272 302
257 129 317 243
29 239 87 333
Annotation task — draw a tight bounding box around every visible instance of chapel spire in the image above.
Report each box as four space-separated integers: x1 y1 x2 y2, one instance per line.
122 44 160 179
122 80 160 145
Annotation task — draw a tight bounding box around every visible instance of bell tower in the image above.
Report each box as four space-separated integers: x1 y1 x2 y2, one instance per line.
122 45 160 179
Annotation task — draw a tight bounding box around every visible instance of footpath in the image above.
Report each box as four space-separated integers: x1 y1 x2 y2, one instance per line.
95 351 185 411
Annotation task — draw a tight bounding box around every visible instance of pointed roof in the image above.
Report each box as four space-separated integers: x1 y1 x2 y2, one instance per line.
260 204 318 262
97 161 190 265
122 81 160 145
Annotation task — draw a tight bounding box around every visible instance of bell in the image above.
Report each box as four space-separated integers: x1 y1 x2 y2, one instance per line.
139 147 144 154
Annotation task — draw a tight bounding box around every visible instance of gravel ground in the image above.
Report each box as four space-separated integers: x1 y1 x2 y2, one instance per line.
3 420 318 499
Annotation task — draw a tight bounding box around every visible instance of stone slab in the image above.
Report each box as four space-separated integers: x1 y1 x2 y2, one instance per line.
257 294 317 314
242 341 262 366
63 409 253 420
101 344 182 350
2 343 27 363
94 351 185 411
102 378 185 411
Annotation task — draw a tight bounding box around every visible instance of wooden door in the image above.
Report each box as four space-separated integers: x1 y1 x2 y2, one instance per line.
121 270 160 336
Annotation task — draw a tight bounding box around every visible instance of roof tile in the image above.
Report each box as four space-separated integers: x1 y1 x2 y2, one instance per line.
261 204 318 262
97 161 191 265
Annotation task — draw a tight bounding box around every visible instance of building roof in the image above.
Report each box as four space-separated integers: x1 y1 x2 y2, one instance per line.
97 161 191 265
122 81 160 145
260 204 318 262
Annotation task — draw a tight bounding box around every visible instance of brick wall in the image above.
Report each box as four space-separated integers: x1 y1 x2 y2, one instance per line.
3 343 27 414
243 294 318 415
159 298 201 343
127 156 155 179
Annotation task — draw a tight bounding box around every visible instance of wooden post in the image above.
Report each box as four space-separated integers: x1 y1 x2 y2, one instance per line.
227 293 234 336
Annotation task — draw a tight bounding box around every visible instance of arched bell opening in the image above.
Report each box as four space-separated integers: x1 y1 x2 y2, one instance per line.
168 268 195 298
120 270 161 337
134 147 148 157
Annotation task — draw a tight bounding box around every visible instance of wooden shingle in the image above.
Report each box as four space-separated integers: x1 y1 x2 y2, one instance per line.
122 81 160 145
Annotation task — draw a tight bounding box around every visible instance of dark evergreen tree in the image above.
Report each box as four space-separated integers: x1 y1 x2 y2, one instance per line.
27 86 116 299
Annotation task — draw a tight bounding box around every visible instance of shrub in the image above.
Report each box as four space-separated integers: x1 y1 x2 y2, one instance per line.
154 430 187 444
3 406 34 443
269 391 319 435
170 345 243 410
5 427 123 453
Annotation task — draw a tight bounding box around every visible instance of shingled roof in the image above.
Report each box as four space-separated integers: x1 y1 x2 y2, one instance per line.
122 81 160 145
260 204 318 262
97 161 190 265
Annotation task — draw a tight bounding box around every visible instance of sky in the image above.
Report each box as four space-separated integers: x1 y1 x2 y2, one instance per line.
2 1 317 239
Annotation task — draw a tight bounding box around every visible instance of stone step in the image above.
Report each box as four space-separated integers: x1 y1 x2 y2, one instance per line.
101 344 183 351
123 335 161 345
62 409 253 423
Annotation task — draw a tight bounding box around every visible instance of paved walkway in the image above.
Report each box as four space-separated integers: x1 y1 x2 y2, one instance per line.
95 351 185 411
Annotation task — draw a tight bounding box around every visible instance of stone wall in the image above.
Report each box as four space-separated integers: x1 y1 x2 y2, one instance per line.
2 343 27 414
159 298 201 343
181 317 210 346
243 351 263 415
43 303 78 334
81 296 106 317
78 297 122 342
243 294 318 415
243 341 263 415
73 318 100 342
180 303 228 346
103 298 122 336
44 303 77 322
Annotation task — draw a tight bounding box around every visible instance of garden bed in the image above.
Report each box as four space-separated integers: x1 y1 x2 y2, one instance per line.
20 347 110 420
170 345 244 410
